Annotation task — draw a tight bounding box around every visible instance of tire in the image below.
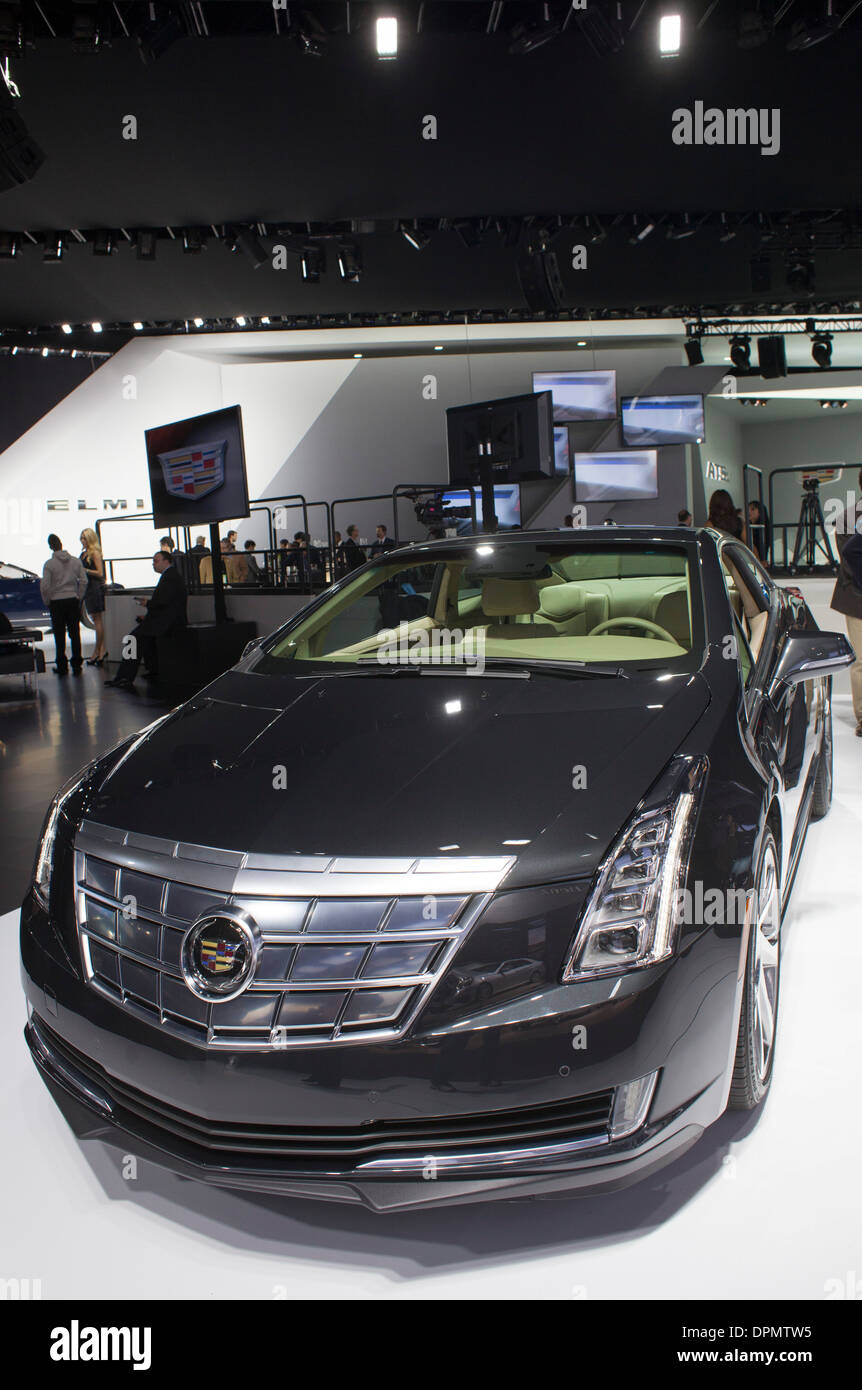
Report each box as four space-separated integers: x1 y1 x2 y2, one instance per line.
810 681 833 821
729 831 781 1111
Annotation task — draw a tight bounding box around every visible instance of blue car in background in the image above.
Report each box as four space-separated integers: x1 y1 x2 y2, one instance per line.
0 561 51 629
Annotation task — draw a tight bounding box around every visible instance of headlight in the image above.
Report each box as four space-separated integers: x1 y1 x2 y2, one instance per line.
563 755 708 981
32 771 90 911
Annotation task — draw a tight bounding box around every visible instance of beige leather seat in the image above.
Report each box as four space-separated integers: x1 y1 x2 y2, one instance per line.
481 577 551 639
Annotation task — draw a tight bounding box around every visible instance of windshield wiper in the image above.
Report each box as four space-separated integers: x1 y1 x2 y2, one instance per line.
481 657 627 678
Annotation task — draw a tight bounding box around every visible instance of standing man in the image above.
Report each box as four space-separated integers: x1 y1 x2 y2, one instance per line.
340 524 366 571
105 550 187 691
40 534 87 676
370 524 396 558
830 468 862 736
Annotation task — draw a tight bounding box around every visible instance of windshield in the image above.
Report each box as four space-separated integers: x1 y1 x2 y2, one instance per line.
258 539 703 674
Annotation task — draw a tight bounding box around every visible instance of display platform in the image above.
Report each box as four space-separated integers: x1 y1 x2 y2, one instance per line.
2 695 860 1299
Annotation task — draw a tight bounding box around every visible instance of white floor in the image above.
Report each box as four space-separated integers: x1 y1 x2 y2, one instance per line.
2 579 859 1300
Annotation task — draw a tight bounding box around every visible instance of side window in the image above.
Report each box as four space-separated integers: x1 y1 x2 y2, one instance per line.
732 612 754 688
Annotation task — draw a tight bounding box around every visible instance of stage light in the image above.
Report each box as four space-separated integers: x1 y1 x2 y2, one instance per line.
193 317 204 327
232 225 268 269
401 222 429 251
301 245 324 282
811 332 833 368
576 339 588 347
92 230 114 256
376 17 398 57
685 337 704 366
234 315 247 327
434 345 444 351
61 323 72 335
41 346 48 356
0 232 19 258
729 335 751 370
353 352 363 358
183 228 203 254
133 321 144 330
631 220 656 243
91 321 102 333
260 315 270 325
136 230 156 260
337 243 362 282
659 14 682 55
43 233 64 261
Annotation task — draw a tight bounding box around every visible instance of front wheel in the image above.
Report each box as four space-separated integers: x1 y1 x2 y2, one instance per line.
729 831 781 1111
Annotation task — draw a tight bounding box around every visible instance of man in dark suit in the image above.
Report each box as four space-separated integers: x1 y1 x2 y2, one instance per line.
339 524 366 572
370 523 396 558
105 551 187 690
829 467 862 737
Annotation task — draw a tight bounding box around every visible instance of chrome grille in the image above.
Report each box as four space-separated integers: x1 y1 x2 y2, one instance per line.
73 821 514 1050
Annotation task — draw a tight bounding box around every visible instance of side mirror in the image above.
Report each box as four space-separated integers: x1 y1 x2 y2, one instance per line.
241 637 263 660
769 628 856 696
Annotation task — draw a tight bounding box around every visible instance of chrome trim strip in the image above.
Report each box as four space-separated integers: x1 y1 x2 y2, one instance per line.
356 1132 611 1174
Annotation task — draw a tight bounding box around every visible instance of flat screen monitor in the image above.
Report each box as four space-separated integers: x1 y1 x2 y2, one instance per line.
621 394 705 447
446 390 554 481
531 369 617 422
574 450 658 503
553 426 571 476
145 404 250 528
441 484 522 532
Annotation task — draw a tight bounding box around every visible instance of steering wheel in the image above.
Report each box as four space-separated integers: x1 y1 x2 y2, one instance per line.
589 616 677 643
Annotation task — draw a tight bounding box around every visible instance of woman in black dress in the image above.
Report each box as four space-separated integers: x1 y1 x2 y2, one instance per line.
79 527 107 665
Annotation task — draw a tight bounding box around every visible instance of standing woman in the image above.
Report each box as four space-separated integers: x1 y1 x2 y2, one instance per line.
79 528 108 665
707 489 747 544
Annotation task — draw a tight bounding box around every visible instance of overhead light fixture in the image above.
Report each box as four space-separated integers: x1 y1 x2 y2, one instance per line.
434 344 444 351
136 230 157 261
293 12 328 56
182 228 203 254
0 232 19 258
509 11 560 55
454 220 481 248
576 339 588 347
401 222 429 251
92 230 114 256
41 346 48 356
301 245 325 282
811 332 833 368
659 14 682 56
192 317 204 327
337 242 362 282
91 321 102 333
376 17 398 57
234 315 247 327
631 220 656 244
685 337 704 366
132 321 144 330
729 334 751 370
61 322 72 335
259 315 270 325
231 224 268 269
43 233 64 262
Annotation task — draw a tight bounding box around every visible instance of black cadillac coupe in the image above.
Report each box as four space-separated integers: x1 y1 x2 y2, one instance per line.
20 528 855 1211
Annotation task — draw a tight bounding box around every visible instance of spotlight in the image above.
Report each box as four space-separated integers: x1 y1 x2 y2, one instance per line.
91 321 102 333
685 337 704 366
811 332 833 368
92 230 115 256
41 346 48 356
301 245 325 282
376 17 398 58
182 227 204 254
43 233 64 262
337 242 362 282
631 220 656 243
132 321 144 330
71 1 102 53
192 317 204 327
293 13 328 56
259 316 270 325
454 220 481 249
234 315 247 327
0 231 19 258
659 14 682 56
136 230 157 261
729 335 751 370
509 16 560 55
401 222 429 251
231 224 268 269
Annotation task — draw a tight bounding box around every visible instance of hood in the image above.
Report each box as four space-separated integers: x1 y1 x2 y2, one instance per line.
51 551 76 567
89 666 710 888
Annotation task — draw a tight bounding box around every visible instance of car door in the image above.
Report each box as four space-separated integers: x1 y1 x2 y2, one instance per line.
721 543 820 891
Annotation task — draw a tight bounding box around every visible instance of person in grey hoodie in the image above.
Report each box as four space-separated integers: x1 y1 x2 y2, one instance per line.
40 534 87 675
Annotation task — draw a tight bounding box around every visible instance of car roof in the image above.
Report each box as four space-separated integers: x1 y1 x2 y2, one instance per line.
386 526 715 560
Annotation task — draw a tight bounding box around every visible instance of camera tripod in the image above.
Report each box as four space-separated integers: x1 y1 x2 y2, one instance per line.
790 482 837 573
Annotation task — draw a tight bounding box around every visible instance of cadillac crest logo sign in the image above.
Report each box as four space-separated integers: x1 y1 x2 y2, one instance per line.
181 909 260 1002
157 439 227 501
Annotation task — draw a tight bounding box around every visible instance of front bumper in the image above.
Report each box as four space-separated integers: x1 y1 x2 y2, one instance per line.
21 892 742 1212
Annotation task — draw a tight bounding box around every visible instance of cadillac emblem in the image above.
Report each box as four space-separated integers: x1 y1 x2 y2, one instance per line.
181 908 260 1002
157 439 227 501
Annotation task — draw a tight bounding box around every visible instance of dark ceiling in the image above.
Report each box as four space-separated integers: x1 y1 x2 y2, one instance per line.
1 0 862 349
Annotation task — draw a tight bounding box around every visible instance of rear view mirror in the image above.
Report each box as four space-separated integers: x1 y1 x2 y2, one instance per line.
770 628 856 696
